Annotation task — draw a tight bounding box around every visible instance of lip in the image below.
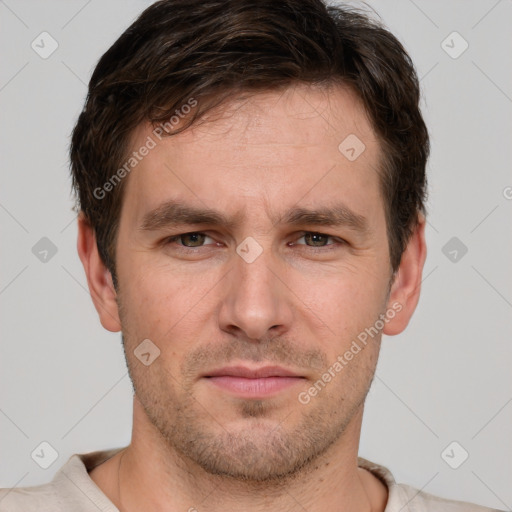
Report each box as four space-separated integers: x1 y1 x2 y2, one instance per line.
203 366 306 398
204 365 302 379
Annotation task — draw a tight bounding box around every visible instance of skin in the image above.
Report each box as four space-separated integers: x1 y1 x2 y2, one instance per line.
78 83 427 512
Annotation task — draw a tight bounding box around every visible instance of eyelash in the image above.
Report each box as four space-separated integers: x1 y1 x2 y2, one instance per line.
163 232 346 252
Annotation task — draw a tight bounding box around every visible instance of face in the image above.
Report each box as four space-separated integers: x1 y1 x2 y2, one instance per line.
110 84 397 482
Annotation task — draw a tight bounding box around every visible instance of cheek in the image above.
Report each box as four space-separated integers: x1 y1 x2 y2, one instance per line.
291 264 388 333
118 261 220 352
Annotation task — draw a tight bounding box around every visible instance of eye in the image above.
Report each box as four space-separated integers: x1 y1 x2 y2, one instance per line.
165 232 215 248
292 232 345 248
162 231 345 253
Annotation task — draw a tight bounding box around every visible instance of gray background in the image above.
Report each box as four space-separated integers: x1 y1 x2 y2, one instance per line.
0 0 511 509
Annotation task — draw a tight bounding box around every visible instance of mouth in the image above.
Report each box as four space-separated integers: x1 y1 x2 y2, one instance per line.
203 365 306 398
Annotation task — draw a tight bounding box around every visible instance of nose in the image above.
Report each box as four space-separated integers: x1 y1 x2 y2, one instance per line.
217 244 293 341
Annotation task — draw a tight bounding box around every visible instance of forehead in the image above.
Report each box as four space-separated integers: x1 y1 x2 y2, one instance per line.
119 83 383 229
169 83 376 154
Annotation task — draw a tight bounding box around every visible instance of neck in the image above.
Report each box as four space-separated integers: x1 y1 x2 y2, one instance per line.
91 400 387 512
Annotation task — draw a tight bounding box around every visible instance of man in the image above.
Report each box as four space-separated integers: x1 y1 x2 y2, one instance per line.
0 1 504 511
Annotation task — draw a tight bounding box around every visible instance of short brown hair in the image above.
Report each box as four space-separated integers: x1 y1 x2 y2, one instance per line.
70 0 429 287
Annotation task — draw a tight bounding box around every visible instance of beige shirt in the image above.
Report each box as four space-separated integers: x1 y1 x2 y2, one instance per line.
0 447 503 511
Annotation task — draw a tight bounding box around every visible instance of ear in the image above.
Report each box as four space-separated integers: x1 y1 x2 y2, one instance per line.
383 213 427 336
77 212 122 332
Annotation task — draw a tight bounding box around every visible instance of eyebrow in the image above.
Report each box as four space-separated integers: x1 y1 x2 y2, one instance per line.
138 199 369 235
